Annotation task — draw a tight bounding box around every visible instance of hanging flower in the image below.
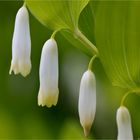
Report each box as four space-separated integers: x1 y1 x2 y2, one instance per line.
9 5 31 77
38 38 59 107
78 70 96 136
116 106 133 140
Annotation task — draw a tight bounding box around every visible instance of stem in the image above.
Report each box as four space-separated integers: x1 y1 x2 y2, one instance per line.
74 28 99 56
88 55 97 70
121 91 132 106
120 89 140 106
51 30 59 39
23 2 26 6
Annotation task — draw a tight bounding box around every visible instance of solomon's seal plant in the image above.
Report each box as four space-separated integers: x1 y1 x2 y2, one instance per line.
9 0 140 139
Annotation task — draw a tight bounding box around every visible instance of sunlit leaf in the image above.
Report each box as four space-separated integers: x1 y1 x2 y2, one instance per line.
79 2 96 44
60 29 93 56
25 0 89 31
92 1 140 89
25 0 140 90
60 3 96 56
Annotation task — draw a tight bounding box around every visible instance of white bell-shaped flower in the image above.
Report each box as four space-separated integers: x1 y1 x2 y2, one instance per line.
116 106 133 140
9 6 31 77
78 70 96 136
38 38 59 107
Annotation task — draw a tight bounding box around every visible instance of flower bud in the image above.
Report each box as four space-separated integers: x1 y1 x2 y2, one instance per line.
116 106 133 140
78 70 96 136
38 38 59 107
9 6 31 77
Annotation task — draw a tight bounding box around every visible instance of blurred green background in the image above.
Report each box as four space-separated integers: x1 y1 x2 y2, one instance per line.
0 0 140 139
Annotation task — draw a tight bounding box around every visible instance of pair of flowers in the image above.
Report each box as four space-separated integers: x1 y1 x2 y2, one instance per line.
78 70 133 140
9 5 58 107
9 5 134 139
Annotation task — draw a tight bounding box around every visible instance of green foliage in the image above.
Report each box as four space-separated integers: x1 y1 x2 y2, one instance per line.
93 1 140 89
25 0 98 58
26 0 140 91
60 3 96 56
25 0 89 30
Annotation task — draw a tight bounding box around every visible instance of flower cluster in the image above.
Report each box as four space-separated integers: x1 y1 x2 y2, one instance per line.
10 4 134 138
9 5 97 136
9 5 59 108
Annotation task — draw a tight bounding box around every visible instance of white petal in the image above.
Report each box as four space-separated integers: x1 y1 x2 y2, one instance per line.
38 38 59 107
9 6 31 77
117 106 133 140
78 70 96 136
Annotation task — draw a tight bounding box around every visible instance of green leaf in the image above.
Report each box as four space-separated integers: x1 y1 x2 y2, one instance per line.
79 2 96 45
60 29 93 56
60 3 98 57
25 0 140 90
25 0 98 57
25 0 89 31
92 1 140 89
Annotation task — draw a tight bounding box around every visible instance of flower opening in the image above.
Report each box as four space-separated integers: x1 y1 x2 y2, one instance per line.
38 38 59 107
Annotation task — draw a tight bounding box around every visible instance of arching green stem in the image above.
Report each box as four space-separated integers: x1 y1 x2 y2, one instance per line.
74 28 99 56
88 55 97 70
23 2 26 6
121 89 140 106
51 30 60 39
121 91 132 106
